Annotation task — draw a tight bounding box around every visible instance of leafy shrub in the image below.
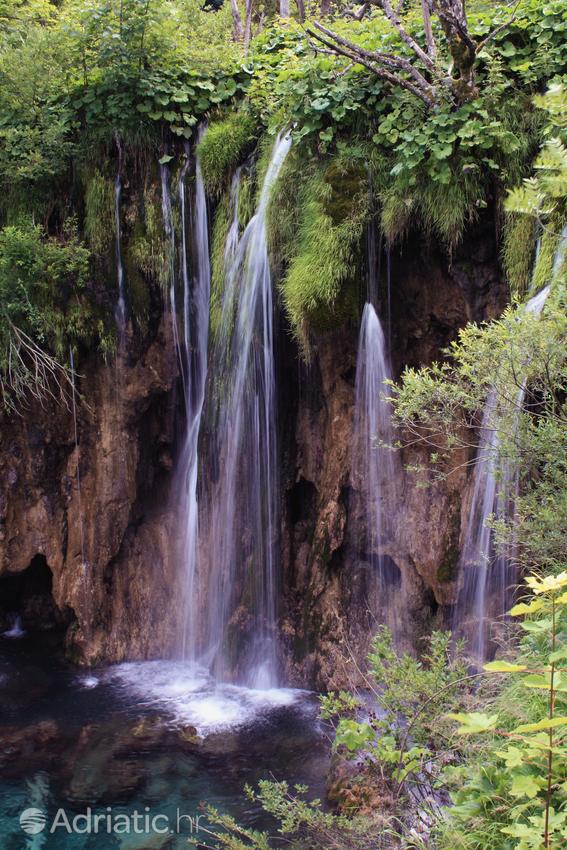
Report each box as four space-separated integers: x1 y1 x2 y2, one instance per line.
0 219 108 409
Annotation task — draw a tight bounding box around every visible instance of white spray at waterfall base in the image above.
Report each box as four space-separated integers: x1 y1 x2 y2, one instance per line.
161 131 294 710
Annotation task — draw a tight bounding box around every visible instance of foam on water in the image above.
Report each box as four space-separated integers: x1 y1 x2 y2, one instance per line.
106 660 304 735
77 675 100 689
3 615 25 639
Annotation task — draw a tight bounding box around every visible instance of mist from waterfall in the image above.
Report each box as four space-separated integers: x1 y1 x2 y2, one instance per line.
351 223 400 641
201 132 291 687
454 283 552 662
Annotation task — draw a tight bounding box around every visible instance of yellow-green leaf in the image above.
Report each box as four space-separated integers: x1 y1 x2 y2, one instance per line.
514 716 567 733
509 600 544 617
484 660 527 673
510 773 540 798
447 712 499 734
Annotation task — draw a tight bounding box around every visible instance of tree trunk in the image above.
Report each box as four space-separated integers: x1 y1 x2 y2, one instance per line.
230 0 244 41
295 0 305 20
280 0 290 16
434 0 478 101
243 0 253 53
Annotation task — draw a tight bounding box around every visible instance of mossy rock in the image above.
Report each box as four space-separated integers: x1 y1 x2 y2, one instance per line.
275 155 369 349
197 111 257 197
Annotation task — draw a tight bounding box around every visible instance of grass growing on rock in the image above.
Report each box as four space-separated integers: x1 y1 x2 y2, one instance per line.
197 112 257 197
273 155 368 350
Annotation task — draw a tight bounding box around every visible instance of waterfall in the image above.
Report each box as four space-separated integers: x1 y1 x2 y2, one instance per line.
160 160 181 363
114 137 126 333
177 136 211 661
351 261 399 639
454 283 552 662
201 132 291 687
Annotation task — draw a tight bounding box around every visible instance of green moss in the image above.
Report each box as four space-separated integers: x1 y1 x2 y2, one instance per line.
531 227 556 293
127 187 169 289
237 170 255 230
209 191 231 341
84 170 115 256
266 149 302 273
276 156 369 352
197 112 257 197
437 554 456 584
379 165 486 246
502 213 537 297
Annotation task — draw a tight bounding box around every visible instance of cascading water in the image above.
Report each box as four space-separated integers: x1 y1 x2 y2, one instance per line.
201 132 291 687
177 135 211 662
351 224 400 640
114 136 126 334
160 159 180 361
454 283 553 662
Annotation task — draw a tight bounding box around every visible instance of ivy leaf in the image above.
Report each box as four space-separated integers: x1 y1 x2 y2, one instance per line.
522 674 551 689
521 619 552 633
311 97 331 111
496 746 524 768
158 154 173 165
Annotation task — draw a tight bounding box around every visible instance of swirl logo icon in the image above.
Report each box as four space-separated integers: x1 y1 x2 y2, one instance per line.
19 808 47 834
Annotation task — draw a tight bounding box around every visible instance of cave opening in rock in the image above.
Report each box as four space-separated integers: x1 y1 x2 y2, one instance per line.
0 555 64 636
287 477 318 525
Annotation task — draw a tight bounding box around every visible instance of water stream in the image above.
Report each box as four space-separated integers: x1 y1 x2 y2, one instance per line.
351 222 400 640
454 282 553 661
113 136 126 335
177 133 211 662
202 132 291 687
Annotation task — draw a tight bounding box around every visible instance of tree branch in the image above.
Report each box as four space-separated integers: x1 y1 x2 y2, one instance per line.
377 0 436 71
307 26 435 106
310 21 437 104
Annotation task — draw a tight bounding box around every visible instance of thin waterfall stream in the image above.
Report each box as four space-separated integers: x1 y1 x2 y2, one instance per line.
177 132 211 662
113 135 126 335
351 221 401 641
454 275 558 662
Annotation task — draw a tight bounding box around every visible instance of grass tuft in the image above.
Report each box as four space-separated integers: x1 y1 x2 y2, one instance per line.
197 112 257 197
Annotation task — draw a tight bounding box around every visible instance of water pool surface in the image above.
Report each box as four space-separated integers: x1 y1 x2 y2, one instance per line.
0 632 329 849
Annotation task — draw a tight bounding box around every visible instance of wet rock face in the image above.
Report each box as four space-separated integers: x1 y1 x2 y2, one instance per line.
281 228 507 689
0 315 181 664
0 216 505 680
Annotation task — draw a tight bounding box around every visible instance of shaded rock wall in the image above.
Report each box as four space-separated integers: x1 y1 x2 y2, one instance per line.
281 220 507 688
0 212 506 681
0 314 181 664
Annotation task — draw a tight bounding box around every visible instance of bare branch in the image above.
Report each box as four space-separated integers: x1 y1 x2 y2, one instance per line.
421 0 437 59
476 0 523 54
1 322 74 413
310 21 437 104
376 0 436 71
307 25 436 106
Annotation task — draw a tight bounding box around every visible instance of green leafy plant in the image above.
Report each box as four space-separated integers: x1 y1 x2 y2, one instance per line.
446 571 567 850
0 218 108 410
